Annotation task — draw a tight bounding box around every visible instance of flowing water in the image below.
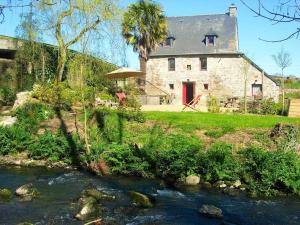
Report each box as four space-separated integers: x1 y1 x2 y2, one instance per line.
1 166 300 225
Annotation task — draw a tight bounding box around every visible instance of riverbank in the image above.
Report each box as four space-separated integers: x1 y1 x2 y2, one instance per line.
1 166 300 225
1 103 300 198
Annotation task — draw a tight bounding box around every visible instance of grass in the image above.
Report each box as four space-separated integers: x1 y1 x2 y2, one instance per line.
285 92 300 99
285 82 300 89
145 111 300 132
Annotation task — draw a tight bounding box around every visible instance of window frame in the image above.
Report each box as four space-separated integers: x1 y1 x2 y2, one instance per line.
168 58 176 71
169 84 174 90
200 57 207 71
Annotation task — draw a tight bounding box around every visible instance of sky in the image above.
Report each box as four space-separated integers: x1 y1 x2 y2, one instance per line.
0 0 299 76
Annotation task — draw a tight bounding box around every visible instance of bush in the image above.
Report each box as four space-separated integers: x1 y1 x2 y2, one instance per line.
270 123 300 151
32 83 76 110
247 99 281 115
0 87 16 106
102 143 151 177
15 103 54 133
143 126 202 179
198 143 241 182
208 96 220 113
0 126 32 155
28 130 72 162
260 99 281 115
239 146 300 196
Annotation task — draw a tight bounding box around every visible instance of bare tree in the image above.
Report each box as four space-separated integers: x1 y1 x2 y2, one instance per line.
240 0 300 42
272 48 292 115
241 58 251 113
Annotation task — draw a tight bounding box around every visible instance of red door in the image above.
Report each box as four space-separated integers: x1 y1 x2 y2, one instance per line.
182 82 187 105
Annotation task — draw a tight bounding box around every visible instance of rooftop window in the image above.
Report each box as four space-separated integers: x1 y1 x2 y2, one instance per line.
164 36 175 47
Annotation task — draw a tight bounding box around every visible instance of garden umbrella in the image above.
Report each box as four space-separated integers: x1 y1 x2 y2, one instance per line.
106 67 145 79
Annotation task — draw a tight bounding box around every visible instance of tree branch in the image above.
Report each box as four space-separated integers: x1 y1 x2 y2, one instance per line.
66 17 101 47
55 0 74 48
240 0 300 41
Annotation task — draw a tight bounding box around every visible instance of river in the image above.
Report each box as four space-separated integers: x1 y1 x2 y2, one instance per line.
0 166 300 225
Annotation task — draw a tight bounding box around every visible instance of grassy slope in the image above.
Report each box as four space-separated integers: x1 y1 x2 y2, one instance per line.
145 111 300 131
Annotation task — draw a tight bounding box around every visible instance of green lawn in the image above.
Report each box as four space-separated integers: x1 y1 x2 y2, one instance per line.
145 111 300 131
285 82 300 89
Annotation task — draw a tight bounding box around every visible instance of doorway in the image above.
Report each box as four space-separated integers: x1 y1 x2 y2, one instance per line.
182 82 195 104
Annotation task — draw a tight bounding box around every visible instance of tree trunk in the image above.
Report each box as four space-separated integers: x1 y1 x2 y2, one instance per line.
42 52 45 83
281 69 285 115
244 75 247 113
56 47 67 83
139 56 147 92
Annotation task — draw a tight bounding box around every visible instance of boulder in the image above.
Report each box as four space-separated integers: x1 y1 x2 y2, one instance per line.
81 188 116 201
17 223 34 225
199 204 223 219
220 184 227 189
0 188 13 202
75 197 100 221
13 91 32 110
185 175 200 186
15 183 37 200
129 191 153 208
233 180 241 188
0 116 17 127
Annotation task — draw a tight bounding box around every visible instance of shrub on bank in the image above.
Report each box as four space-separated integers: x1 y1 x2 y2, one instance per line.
15 103 54 133
239 146 300 196
0 126 32 155
198 143 241 182
102 143 151 177
0 87 16 106
28 130 73 163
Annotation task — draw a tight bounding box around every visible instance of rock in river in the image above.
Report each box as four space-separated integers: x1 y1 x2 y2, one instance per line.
81 188 116 201
15 183 37 201
185 175 200 185
0 188 13 203
75 197 100 221
129 191 154 208
199 204 223 219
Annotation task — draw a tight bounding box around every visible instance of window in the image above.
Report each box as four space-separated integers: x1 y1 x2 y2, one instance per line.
169 84 174 90
204 84 209 90
207 36 215 45
187 65 191 70
252 84 263 97
168 58 175 71
200 57 207 70
164 37 175 47
205 35 217 46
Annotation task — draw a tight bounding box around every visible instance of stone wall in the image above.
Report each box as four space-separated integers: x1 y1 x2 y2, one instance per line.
145 55 280 105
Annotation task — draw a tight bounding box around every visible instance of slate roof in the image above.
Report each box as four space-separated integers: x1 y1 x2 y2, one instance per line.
150 13 238 57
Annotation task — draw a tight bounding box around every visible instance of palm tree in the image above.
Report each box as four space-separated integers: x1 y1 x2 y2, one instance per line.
122 0 167 75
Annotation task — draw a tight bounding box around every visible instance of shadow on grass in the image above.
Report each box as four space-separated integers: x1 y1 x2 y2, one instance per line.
94 110 124 144
54 107 80 165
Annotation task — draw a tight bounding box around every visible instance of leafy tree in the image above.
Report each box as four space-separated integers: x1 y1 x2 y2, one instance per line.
122 0 167 74
35 0 120 84
272 48 292 115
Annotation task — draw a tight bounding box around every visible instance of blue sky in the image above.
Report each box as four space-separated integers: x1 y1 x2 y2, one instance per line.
1 0 299 76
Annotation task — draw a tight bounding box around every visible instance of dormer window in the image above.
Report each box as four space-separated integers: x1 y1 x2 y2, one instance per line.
164 36 175 47
205 35 217 46
205 30 218 47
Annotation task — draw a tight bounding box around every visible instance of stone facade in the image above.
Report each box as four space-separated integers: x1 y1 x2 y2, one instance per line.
145 54 280 105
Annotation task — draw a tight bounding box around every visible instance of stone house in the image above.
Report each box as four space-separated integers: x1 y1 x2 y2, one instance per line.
144 5 280 106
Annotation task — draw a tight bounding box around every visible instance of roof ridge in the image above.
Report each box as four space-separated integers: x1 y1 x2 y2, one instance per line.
167 13 228 19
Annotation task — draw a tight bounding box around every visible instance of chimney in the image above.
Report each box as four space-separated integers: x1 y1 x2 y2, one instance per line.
229 4 237 17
